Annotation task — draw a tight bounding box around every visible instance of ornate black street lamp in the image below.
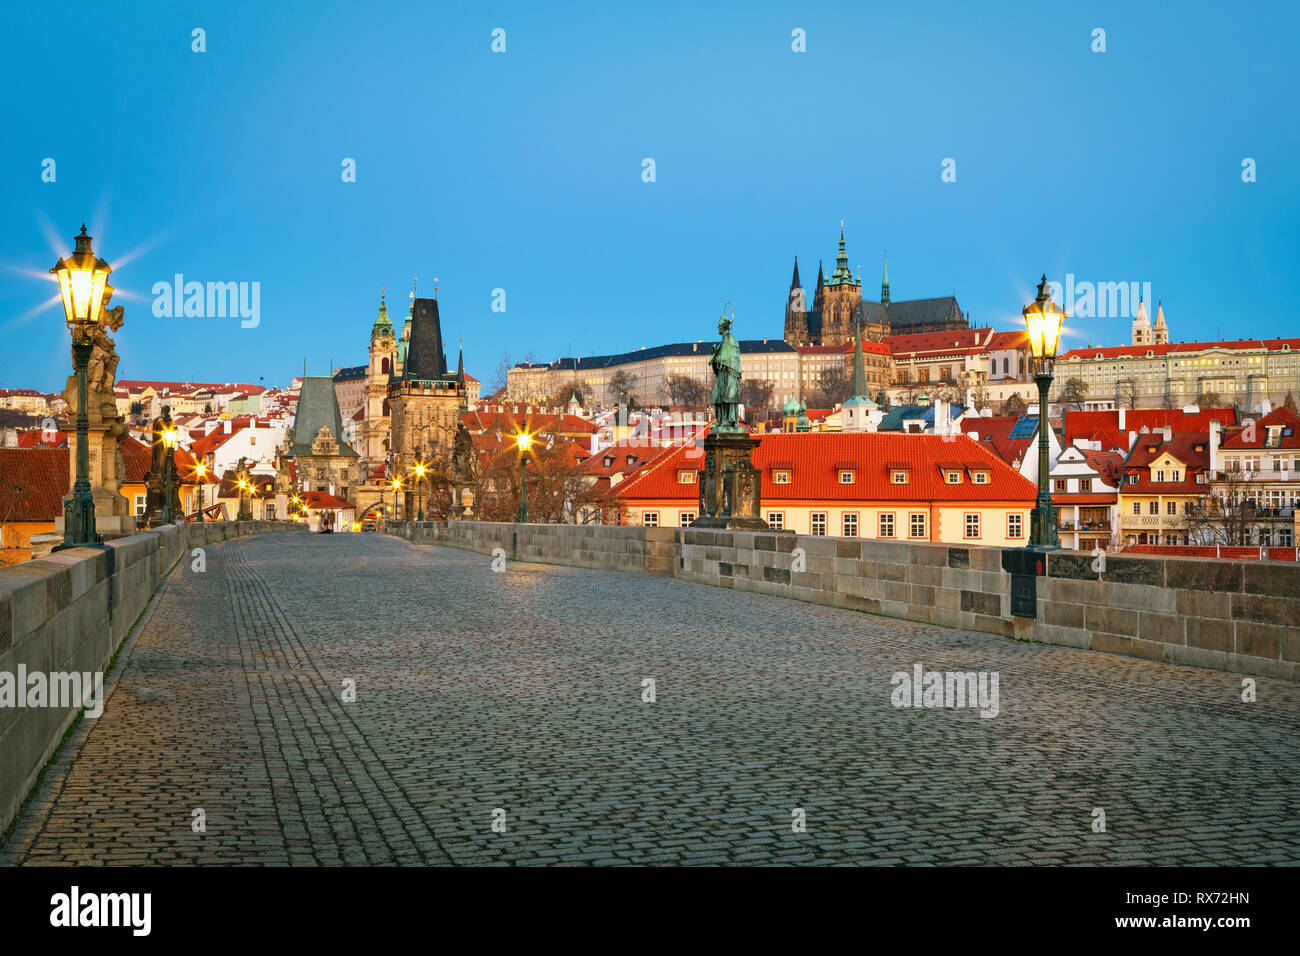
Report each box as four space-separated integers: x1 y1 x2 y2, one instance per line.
195 460 207 521
1022 274 1067 549
516 431 532 523
413 460 427 522
389 475 403 522
161 412 178 524
51 225 111 551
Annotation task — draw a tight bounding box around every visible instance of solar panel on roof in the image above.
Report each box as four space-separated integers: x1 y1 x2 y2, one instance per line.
1007 416 1039 439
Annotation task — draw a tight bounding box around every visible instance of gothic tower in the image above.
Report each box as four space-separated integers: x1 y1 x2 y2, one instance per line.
821 226 862 347
1131 295 1151 346
363 289 396 466
783 257 809 345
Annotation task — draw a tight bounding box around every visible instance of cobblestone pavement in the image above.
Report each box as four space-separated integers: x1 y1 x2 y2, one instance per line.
4 530 1299 866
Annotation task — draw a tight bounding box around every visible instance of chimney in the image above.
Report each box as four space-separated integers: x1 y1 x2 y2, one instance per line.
1163 424 1172 441
1209 419 1222 473
1118 407 1126 431
224 419 232 434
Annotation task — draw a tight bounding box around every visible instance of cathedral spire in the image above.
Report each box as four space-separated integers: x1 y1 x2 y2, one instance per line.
881 252 890 305
850 317 869 399
790 256 801 290
830 222 854 286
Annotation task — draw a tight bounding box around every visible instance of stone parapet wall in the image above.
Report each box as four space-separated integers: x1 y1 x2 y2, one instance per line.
388 521 1299 683
0 521 295 835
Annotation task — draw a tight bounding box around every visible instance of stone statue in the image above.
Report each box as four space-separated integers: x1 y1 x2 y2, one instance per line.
62 298 125 425
149 416 167 476
451 421 477 481
709 307 742 433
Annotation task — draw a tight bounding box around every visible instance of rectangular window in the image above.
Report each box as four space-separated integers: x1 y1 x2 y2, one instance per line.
1079 478 1092 493
909 513 926 538
890 470 908 484
964 513 980 539
946 471 961 484
679 512 695 526
1148 501 1159 515
643 512 659 527
678 470 696 484
838 470 855 484
878 513 894 538
1053 478 1067 493
767 512 784 530
134 495 146 516
1008 513 1023 538
1131 501 1141 515
811 512 827 536
265 505 276 520
773 470 791 484
843 513 859 537
1166 501 1177 515
972 471 989 484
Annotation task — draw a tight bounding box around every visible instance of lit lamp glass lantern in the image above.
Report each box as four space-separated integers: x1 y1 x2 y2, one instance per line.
51 225 112 549
1021 274 1067 549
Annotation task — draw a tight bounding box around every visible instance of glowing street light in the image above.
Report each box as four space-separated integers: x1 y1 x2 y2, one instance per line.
412 460 427 522
194 460 207 523
516 431 533 523
1022 274 1068 549
51 225 112 550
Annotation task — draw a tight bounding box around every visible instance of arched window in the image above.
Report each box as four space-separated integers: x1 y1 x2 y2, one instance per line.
381 357 390 374
1002 357 1009 375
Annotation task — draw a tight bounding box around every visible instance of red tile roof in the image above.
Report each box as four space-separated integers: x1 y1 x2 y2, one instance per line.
15 430 68 449
615 433 1037 503
1059 338 1300 361
960 416 1035 468
1062 408 1236 450
985 329 1030 350
301 491 351 509
886 327 990 356
1221 405 1300 449
1122 432 1210 493
0 447 68 521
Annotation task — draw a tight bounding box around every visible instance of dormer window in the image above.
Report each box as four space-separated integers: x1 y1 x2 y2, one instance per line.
971 471 990 484
838 469 855 484
773 470 792 484
945 470 962 484
678 470 696 484
890 470 909 485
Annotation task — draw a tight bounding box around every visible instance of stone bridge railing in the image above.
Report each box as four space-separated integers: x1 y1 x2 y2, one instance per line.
388 520 1299 683
0 521 295 835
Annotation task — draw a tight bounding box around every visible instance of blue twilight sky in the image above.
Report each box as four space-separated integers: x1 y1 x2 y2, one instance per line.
1 0 1296 393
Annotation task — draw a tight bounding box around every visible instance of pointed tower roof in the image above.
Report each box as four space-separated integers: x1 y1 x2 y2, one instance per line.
842 319 878 410
290 377 358 458
881 252 890 305
371 289 393 339
1154 300 1167 328
456 342 465 383
815 260 824 289
790 257 801 290
829 224 856 286
404 298 449 380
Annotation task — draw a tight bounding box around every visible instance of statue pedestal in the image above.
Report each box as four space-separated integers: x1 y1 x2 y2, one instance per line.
691 430 767 530
450 482 476 520
53 421 136 537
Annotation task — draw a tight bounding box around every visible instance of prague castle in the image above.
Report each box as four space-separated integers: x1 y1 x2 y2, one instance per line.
783 227 969 347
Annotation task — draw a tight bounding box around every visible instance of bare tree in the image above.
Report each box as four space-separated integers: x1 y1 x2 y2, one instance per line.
1116 379 1138 410
969 384 991 412
1195 391 1223 408
608 369 638 408
665 373 709 409
1061 376 1088 410
1285 391 1298 413
1186 470 1254 546
738 379 775 415
1001 392 1028 418
816 365 852 407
